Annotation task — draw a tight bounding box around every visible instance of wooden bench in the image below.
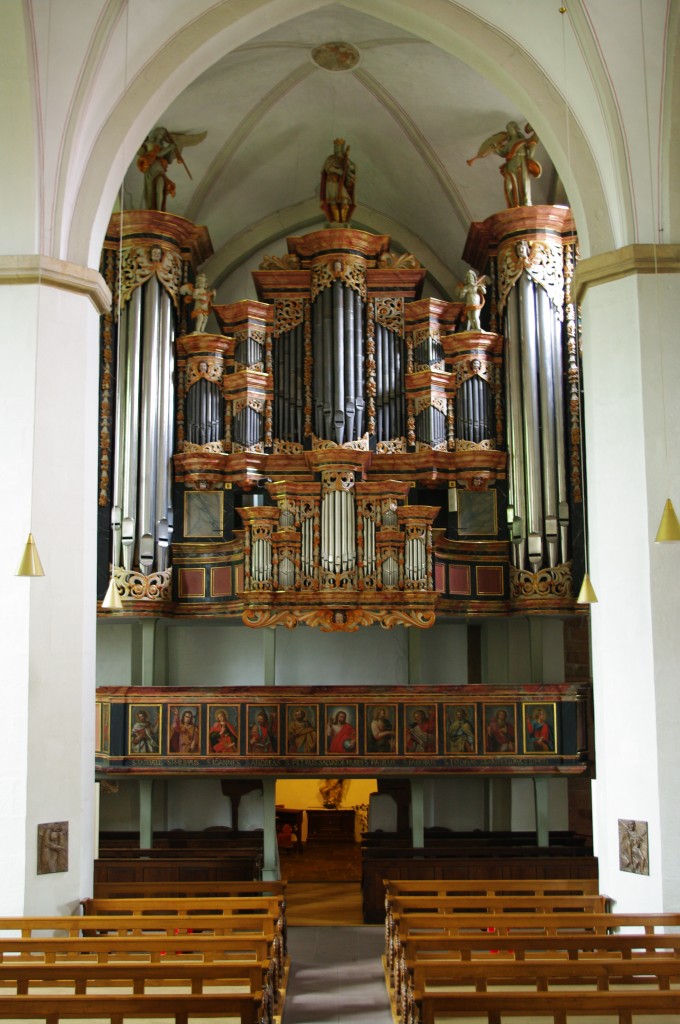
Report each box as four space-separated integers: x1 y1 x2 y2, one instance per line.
415 989 680 1023
384 877 602 899
385 893 609 964
0 932 276 965
362 849 599 922
402 955 680 1024
0 991 265 1022
93 855 262 884
91 880 286 899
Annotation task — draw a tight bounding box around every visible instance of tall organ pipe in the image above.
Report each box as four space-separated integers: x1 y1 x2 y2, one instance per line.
506 289 527 570
137 277 161 574
518 273 543 570
537 287 558 566
332 281 345 444
344 289 355 441
313 301 324 437
120 288 142 571
551 308 569 563
155 292 174 572
322 288 333 438
354 292 364 438
295 324 304 441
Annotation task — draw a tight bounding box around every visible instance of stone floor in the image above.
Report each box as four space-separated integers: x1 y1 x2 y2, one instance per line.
282 925 393 1024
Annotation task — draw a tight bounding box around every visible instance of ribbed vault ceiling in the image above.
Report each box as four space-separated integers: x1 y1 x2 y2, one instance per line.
123 4 559 303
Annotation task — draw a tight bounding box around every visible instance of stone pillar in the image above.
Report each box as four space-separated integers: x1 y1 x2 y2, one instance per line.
577 246 680 910
0 259 109 913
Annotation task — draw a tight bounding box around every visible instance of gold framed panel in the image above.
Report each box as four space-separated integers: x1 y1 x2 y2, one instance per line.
483 702 517 754
128 703 162 756
207 704 240 756
168 705 200 755
365 703 398 755
326 703 359 755
444 703 477 755
522 701 558 754
286 704 319 756
247 704 279 755
184 490 224 538
404 703 437 755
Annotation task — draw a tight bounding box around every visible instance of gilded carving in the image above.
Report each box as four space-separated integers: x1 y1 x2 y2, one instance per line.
376 438 407 454
118 245 183 312
375 297 404 335
272 439 304 455
182 440 224 454
185 356 223 388
377 251 422 270
259 253 300 270
311 434 369 451
497 238 564 317
311 255 367 301
114 566 172 601
414 394 447 416
454 438 495 451
510 562 573 599
274 298 304 335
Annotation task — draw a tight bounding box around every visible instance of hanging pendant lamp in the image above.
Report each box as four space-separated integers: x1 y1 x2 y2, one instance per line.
16 532 45 577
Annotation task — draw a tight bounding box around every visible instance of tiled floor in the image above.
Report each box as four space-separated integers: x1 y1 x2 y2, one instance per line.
283 926 393 1024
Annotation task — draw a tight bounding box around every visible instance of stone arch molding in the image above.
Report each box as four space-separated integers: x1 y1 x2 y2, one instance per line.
59 0 616 270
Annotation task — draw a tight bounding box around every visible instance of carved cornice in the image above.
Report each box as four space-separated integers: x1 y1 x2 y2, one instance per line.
0 255 111 313
574 244 680 303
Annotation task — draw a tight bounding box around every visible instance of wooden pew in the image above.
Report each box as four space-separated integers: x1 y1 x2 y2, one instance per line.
93 854 261 884
0 958 268 994
384 877 602 899
91 879 286 899
415 989 680 1024
362 846 599 922
384 893 609 963
0 932 276 965
401 958 680 1024
0 991 265 1022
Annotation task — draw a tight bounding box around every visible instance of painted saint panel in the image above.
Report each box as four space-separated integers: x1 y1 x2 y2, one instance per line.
207 705 240 755
129 704 161 755
484 703 517 754
286 704 319 755
247 704 278 755
404 703 437 754
365 703 398 755
168 705 200 755
444 704 477 754
326 704 358 755
523 702 557 753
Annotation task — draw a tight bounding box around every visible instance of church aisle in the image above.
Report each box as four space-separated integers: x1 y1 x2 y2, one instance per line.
282 926 393 1024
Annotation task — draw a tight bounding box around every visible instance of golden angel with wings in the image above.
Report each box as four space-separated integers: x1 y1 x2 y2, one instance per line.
468 121 541 208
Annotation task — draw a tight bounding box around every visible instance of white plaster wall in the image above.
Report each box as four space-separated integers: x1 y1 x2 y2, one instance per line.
273 624 409 686
511 778 569 832
23 286 100 915
420 624 468 683
582 274 666 910
166 625 267 686
425 777 487 831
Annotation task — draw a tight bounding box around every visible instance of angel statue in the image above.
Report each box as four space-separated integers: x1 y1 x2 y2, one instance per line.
180 273 215 333
136 126 207 211
320 138 356 223
467 121 541 208
456 268 490 332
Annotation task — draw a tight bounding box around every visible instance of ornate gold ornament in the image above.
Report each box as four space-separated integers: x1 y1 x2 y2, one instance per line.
376 438 407 454
117 245 182 312
274 298 304 335
311 255 367 301
272 439 304 455
181 440 224 454
497 238 564 317
510 562 573 600
258 253 300 270
113 566 172 601
454 438 495 451
377 251 422 270
185 356 223 388
375 296 404 335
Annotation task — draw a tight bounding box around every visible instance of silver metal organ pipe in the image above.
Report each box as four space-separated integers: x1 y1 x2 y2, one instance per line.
322 288 333 438
334 488 342 572
296 324 303 441
506 292 527 570
138 277 161 574
354 293 364 438
536 287 559 566
120 288 142 571
344 288 355 441
111 292 130 568
313 300 323 437
518 272 543 570
155 292 174 573
376 324 383 440
549 306 569 563
333 281 345 444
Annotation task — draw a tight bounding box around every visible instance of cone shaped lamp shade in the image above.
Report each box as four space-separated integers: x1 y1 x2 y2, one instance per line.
16 533 45 577
655 498 680 542
576 572 598 604
102 576 123 611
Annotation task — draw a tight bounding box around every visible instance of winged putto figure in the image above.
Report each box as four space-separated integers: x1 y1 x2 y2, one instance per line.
468 121 541 207
136 127 207 211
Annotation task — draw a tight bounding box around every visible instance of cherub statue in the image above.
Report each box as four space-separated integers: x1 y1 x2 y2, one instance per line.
180 273 215 333
456 269 490 332
136 126 207 211
467 121 541 207
320 138 356 223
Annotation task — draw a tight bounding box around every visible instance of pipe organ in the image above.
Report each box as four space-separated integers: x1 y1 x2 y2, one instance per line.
98 206 585 626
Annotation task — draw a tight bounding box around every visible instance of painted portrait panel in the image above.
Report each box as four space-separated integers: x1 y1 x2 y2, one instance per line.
404 703 438 755
444 704 477 755
365 703 398 755
129 704 161 756
483 703 517 754
522 702 558 754
325 704 358 755
247 704 279 756
207 705 240 756
168 705 200 756
286 704 319 755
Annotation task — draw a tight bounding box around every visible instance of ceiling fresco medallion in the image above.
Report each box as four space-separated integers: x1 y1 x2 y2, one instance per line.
311 41 361 72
